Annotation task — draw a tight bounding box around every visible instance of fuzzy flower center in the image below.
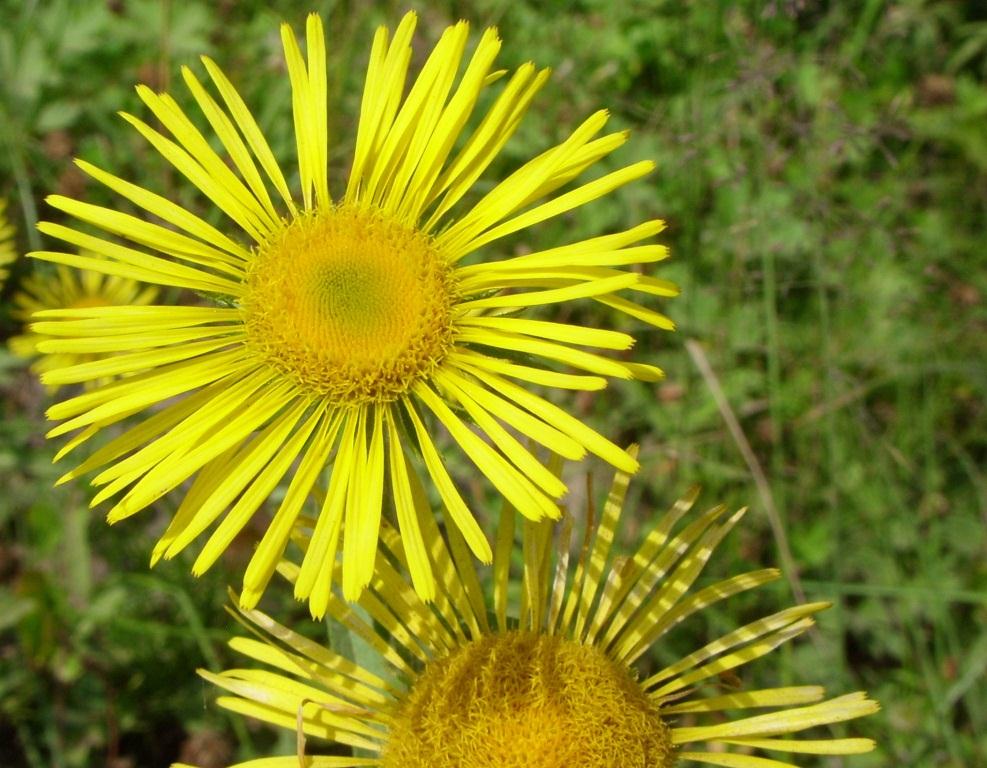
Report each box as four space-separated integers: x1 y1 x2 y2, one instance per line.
243 205 455 403
383 631 674 768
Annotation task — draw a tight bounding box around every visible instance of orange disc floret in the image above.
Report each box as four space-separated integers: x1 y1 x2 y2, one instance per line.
243 204 455 403
384 631 674 768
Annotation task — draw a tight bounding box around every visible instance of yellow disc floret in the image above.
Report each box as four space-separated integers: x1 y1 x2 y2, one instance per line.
243 205 455 403
383 631 674 768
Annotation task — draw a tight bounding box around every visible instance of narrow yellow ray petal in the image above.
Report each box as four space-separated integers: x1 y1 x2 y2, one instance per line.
352 584 431 667
105 381 295 522
341 408 369 601
305 13 330 207
647 617 819 699
433 369 567 498
414 382 559 522
367 549 454 654
545 512 574 635
456 328 634 379
357 407 386 589
296 410 356 601
30 245 234 296
440 364 586 459
32 304 240 326
398 27 501 221
280 15 330 210
56 377 244 482
676 753 796 768
451 365 638 472
596 293 677 329
89 368 269 492
622 361 666 381
308 507 345 620
206 669 377 734
661 687 826 715
648 602 829 691
136 85 279 231
434 93 608 251
75 159 250 260
458 265 676 299
35 324 239 353
443 510 492 635
404 468 480 642
42 336 240 386
622 569 782 665
200 55 298 215
557 475 597 638
457 315 634 350
599 495 722 649
192 402 321 575
346 24 391 202
718 737 877 755
280 21 315 211
422 63 551 229
152 445 241 564
180 66 282 225
373 525 455 653
231 603 396 695
463 160 655 255
611 508 750 661
449 349 606 393
205 673 382 746
53 424 100 464
519 130 630 206
363 22 469 210
492 500 515 632
671 693 880 743
521 516 554 630
573 456 636 642
241 409 344 608
385 408 435 602
321 590 415 676
38 215 243 282
456 219 666 277
211 695 349 746
46 348 253 433
346 13 417 202
381 22 471 215
403 399 492 563
458 268 638 311
119 111 269 242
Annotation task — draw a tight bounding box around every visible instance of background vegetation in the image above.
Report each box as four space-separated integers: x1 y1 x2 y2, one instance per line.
0 0 984 766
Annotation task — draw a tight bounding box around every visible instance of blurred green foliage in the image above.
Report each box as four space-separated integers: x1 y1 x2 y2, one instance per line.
0 0 984 766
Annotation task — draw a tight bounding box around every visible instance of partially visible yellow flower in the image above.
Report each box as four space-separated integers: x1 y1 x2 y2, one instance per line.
189 453 878 768
0 199 16 288
9 265 157 387
32 12 676 609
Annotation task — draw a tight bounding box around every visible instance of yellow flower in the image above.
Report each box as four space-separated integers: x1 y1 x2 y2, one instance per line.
9 264 157 388
190 453 878 768
32 12 675 608
0 199 16 288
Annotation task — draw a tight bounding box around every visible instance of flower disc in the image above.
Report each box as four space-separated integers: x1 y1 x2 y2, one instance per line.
383 631 674 768
244 205 455 403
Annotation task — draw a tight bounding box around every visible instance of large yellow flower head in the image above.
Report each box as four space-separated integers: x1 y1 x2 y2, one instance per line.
189 454 878 768
32 13 676 609
0 199 16 288
9 264 157 388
